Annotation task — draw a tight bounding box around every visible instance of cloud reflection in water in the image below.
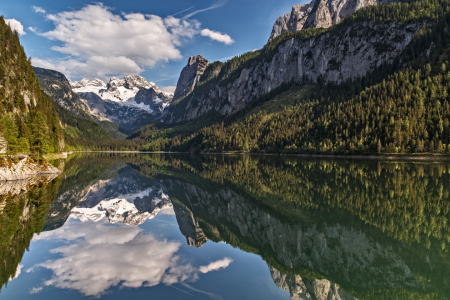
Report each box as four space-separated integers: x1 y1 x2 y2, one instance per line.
31 219 231 297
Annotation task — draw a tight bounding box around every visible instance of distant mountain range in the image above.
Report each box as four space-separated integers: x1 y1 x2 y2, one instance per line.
34 68 174 137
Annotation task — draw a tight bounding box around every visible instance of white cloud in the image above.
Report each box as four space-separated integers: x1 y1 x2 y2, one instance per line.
160 86 177 95
201 29 234 45
199 258 233 273
28 27 37 33
31 4 200 80
30 287 43 294
5 19 26 35
31 3 234 80
32 6 46 14
182 1 227 19
31 220 231 297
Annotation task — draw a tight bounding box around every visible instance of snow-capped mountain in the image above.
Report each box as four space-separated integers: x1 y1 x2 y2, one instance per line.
70 75 173 131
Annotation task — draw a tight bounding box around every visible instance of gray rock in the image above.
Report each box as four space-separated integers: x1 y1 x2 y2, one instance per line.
0 156 61 181
269 0 393 41
165 21 421 123
173 55 210 101
135 88 172 112
79 92 153 131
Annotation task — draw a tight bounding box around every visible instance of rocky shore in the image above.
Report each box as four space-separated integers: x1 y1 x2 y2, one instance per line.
0 156 61 181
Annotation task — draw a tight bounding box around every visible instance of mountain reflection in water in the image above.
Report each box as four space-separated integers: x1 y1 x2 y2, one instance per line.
0 153 449 299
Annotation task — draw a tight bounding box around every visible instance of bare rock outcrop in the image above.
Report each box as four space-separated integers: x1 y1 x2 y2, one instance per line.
0 156 61 181
173 55 210 101
165 21 421 123
268 0 393 41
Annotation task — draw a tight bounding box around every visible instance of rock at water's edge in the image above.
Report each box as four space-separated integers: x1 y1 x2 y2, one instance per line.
0 156 61 181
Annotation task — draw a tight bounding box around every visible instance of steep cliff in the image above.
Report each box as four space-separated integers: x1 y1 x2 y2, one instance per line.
173 55 210 101
33 67 92 119
164 19 420 123
268 0 394 41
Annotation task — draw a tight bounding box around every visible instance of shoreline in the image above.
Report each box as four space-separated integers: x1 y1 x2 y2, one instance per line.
67 150 450 161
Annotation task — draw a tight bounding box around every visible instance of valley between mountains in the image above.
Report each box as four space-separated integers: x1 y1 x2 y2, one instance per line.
2 0 450 158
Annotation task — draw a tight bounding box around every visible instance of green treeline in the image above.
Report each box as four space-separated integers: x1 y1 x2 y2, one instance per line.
0 18 63 156
136 0 450 156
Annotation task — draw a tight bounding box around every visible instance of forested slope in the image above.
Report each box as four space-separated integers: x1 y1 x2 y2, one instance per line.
0 17 63 155
135 0 450 156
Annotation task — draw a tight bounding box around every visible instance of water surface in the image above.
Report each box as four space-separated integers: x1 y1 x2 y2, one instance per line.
1 153 449 299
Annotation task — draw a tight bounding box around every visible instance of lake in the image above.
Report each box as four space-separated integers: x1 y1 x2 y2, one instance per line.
0 153 449 299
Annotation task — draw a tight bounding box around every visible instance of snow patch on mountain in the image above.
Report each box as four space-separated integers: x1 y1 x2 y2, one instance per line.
71 75 172 113
70 75 173 128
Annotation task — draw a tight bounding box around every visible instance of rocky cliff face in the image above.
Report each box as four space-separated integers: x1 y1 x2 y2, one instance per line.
173 55 210 101
33 67 92 119
270 267 356 300
268 0 393 41
165 21 420 123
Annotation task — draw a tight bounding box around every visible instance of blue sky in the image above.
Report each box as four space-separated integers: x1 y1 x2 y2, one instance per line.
1 0 305 92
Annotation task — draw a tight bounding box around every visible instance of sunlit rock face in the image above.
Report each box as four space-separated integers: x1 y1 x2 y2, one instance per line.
268 0 396 41
172 55 210 101
269 267 356 300
164 21 421 123
0 156 61 181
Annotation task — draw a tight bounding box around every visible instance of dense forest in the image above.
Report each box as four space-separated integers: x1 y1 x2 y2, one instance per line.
0 18 63 156
134 0 450 157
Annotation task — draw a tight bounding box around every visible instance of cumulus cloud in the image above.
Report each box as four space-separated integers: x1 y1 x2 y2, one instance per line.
32 6 46 14
31 3 234 80
199 258 233 273
31 220 232 297
5 19 26 35
201 29 234 45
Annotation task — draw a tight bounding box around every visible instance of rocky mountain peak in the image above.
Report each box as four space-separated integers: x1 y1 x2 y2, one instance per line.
268 0 390 41
69 74 173 130
105 75 161 93
173 55 210 101
71 78 106 89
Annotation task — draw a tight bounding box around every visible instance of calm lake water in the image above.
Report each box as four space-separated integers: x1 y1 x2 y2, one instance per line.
0 153 449 299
